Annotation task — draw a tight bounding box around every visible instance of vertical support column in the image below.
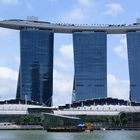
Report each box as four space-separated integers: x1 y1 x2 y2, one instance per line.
16 69 20 99
73 32 107 102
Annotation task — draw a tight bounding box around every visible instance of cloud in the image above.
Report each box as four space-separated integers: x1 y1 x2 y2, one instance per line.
61 0 96 22
0 67 18 80
53 44 74 105
108 74 129 100
113 37 128 59
0 67 18 100
62 8 87 22
53 69 73 102
104 3 124 16
54 44 74 70
78 0 94 7
54 58 69 70
53 69 73 106
59 44 73 60
0 28 19 69
27 3 33 11
0 29 19 100
0 79 17 100
0 0 19 5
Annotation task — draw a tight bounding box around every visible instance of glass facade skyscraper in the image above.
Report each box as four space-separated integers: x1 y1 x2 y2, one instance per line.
127 32 140 102
73 32 107 102
16 29 54 106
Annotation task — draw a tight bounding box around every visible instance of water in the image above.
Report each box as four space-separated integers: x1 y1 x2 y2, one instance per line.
0 130 139 140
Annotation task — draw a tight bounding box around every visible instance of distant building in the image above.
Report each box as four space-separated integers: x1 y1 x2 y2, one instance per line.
0 99 53 125
73 32 107 102
53 98 140 129
127 32 140 102
16 29 54 106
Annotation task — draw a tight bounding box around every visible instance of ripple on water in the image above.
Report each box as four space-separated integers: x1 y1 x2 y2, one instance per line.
0 130 139 140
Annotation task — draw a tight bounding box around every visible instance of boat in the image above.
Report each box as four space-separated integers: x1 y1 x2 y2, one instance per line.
47 127 85 132
100 127 106 131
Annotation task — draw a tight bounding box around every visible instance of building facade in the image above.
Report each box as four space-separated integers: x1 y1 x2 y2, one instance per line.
73 32 107 102
16 29 54 106
127 32 140 102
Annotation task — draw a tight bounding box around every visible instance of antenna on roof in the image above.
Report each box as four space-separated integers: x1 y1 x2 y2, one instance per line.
27 16 38 21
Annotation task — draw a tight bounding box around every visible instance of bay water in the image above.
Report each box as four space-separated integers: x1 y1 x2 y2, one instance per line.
0 130 139 140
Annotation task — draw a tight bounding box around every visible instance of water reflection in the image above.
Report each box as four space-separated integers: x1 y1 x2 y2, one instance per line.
0 130 139 140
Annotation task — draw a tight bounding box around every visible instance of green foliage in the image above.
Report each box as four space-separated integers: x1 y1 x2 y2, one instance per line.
77 114 128 126
22 115 30 125
33 117 41 124
120 113 128 125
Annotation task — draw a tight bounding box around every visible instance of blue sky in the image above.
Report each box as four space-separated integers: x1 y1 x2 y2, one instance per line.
0 0 139 105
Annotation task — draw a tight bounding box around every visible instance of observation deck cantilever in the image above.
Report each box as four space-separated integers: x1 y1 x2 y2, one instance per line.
0 19 140 34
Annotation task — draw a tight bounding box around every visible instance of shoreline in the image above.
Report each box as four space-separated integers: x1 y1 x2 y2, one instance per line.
0 125 43 130
0 125 140 131
46 127 140 132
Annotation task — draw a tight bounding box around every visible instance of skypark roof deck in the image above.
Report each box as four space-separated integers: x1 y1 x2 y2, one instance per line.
0 19 140 34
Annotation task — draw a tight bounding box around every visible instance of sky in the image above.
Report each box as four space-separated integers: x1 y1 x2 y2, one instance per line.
0 0 139 106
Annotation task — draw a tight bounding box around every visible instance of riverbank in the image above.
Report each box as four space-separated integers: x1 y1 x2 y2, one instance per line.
46 126 140 132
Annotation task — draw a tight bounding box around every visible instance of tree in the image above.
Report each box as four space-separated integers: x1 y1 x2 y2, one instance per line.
34 117 41 125
22 115 30 125
120 113 128 126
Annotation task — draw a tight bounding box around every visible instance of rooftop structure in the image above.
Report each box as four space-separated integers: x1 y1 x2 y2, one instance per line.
0 104 45 115
0 101 50 115
0 18 140 34
54 105 140 116
54 98 140 116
